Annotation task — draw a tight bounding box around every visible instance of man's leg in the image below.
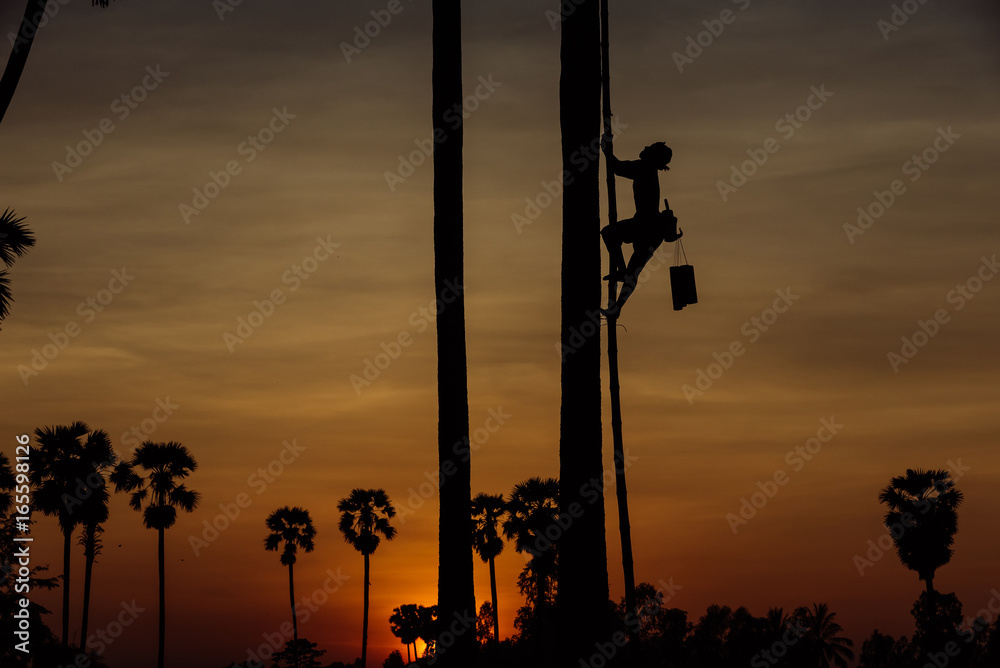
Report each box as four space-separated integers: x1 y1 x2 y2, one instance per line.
601 224 627 280
615 240 660 311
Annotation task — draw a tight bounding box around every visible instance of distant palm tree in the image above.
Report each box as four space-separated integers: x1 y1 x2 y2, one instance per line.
0 452 15 515
32 422 110 646
416 604 439 658
112 441 199 668
794 603 855 668
503 478 559 612
264 506 316 668
78 523 105 647
0 1 118 125
0 208 35 327
76 433 117 648
338 488 397 668
389 603 422 663
878 468 963 598
471 492 506 644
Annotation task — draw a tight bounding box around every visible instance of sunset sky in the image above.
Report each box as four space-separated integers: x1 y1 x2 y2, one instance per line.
2 0 999 666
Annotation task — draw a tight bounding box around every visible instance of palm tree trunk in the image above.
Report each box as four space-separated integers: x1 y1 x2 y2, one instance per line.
362 553 370 668
0 0 46 125
158 526 165 668
407 643 412 663
289 562 298 668
489 556 499 644
558 0 610 666
600 0 638 656
81 524 96 648
432 2 476 667
61 526 71 646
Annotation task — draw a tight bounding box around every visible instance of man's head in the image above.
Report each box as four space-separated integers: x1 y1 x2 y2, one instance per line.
640 142 672 170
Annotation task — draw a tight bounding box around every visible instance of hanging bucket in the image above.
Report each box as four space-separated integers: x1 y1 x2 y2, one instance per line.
670 238 697 311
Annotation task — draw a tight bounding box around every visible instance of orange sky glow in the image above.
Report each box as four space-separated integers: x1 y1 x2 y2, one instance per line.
2 1 999 666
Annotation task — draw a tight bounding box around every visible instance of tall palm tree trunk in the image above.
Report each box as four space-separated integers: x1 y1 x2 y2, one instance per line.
81 525 96 647
362 553 370 667
289 562 299 668
61 527 72 646
432 1 476 667
158 527 165 668
489 556 499 644
600 0 638 654
558 0 610 665
0 0 46 125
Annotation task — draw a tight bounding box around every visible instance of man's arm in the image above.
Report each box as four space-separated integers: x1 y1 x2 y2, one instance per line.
611 158 642 180
602 134 641 179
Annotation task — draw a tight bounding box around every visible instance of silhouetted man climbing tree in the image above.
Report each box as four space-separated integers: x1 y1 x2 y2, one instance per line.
601 141 681 315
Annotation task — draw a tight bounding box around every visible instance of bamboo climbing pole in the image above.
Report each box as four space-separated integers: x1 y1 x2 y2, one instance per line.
601 0 639 652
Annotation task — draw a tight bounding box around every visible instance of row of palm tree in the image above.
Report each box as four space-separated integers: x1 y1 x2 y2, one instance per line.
389 603 437 662
15 424 198 668
610 594 855 668
263 489 397 668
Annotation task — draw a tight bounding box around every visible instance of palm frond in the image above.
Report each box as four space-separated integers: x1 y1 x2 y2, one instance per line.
0 209 35 267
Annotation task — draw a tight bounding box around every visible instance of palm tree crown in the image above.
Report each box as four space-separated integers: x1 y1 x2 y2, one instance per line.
471 493 506 563
31 421 112 646
794 603 855 668
878 468 963 592
338 488 396 668
502 477 558 559
0 208 36 324
337 488 397 554
265 506 316 566
112 441 200 529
